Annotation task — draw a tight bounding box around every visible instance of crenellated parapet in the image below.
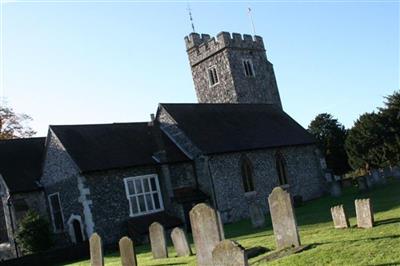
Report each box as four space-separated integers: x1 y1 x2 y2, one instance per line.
185 32 265 66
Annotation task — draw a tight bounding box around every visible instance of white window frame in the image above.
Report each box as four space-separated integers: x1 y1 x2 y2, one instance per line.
242 59 255 77
208 65 219 87
123 174 164 217
48 192 65 233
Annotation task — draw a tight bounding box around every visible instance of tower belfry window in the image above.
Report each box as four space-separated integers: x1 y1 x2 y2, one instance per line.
208 66 219 86
243 59 255 77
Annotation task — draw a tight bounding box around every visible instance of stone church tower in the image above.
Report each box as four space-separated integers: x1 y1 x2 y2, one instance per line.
185 32 282 108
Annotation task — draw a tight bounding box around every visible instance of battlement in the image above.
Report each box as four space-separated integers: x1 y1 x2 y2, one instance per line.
185 32 265 66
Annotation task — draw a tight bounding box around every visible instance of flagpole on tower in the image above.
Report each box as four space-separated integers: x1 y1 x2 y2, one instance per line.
248 7 256 36
187 3 196 33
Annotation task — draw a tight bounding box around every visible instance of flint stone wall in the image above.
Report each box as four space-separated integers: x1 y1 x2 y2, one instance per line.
85 166 163 245
208 145 325 223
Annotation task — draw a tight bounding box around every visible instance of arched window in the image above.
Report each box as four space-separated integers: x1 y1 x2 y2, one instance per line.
241 156 254 192
276 152 288 185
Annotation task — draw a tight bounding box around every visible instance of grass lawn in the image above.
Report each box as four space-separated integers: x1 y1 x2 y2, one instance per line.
65 179 400 266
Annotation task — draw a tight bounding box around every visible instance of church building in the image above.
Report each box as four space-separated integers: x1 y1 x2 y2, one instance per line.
0 32 327 252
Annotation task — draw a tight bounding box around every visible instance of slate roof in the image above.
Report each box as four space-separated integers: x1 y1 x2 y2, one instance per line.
0 137 45 193
160 103 316 155
50 122 189 173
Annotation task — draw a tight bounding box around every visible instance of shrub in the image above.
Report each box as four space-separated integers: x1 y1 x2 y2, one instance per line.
16 210 52 253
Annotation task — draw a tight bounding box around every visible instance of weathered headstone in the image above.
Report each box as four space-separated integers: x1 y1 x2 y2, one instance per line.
383 167 392 178
324 172 333 182
249 202 265 228
189 203 224 266
149 222 168 259
355 198 374 228
393 166 400 180
371 169 381 185
171 227 192 257
329 181 342 197
212 240 249 266
365 174 374 188
89 233 104 266
330 205 350 228
119 236 137 266
268 187 301 250
341 179 353 188
357 176 368 192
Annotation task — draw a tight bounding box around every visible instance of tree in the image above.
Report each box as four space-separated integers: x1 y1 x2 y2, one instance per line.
16 210 52 254
0 106 36 139
345 90 400 171
379 91 400 166
308 113 350 175
346 112 388 170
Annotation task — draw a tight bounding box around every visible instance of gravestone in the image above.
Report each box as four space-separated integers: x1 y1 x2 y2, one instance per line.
89 233 104 266
212 240 249 266
149 222 168 259
329 181 342 197
393 166 400 180
268 187 301 250
189 203 224 266
330 205 350 228
365 175 374 188
355 199 374 228
171 227 192 257
380 170 387 184
119 236 137 266
357 176 368 192
324 172 333 182
383 167 392 178
371 169 381 185
249 202 265 228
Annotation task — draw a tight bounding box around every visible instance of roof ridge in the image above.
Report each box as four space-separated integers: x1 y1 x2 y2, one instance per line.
0 137 46 143
50 121 150 128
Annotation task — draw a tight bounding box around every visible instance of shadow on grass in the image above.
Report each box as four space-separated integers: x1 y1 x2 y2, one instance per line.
367 263 400 266
224 181 400 240
310 234 400 246
374 217 400 226
294 180 400 227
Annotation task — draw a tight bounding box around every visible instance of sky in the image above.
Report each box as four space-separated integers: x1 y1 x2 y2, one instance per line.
0 0 399 136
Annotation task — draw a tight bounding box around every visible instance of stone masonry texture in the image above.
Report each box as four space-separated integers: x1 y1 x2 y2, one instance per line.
209 145 325 223
185 32 282 108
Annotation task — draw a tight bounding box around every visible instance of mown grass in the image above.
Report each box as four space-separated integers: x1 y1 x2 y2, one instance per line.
65 179 400 265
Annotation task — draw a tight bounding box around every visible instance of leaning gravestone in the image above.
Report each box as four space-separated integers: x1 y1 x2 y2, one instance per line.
212 240 249 266
149 222 168 259
371 169 381 185
365 174 374 188
89 233 104 266
249 202 265 228
171 227 192 257
357 176 368 192
268 187 301 250
329 181 342 197
119 236 137 266
330 205 350 228
189 203 224 266
355 198 374 228
393 166 400 180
